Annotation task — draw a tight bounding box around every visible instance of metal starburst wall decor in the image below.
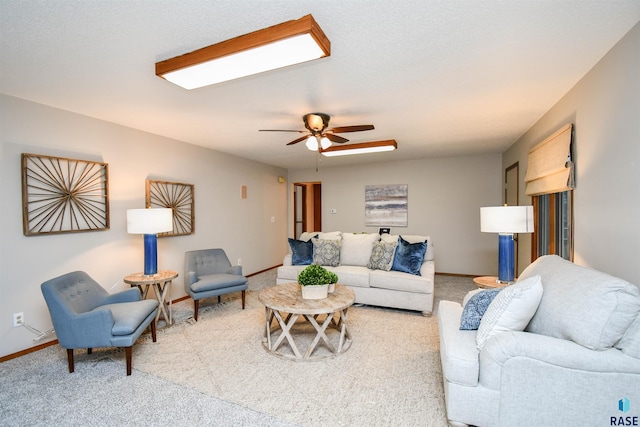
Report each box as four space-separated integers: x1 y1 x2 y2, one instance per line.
21 153 110 236
145 179 194 236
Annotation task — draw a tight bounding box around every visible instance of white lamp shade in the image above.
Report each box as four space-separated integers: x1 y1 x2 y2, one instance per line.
127 208 173 234
306 136 319 151
481 206 534 233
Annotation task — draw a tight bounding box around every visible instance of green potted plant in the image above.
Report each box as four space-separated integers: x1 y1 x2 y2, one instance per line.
326 270 338 293
297 264 338 299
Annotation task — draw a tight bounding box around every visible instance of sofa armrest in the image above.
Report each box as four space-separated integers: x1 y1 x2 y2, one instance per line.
480 330 640 426
437 300 480 386
419 259 435 279
283 253 292 266
103 288 141 304
480 330 640 391
229 265 243 275
185 271 197 293
55 309 115 348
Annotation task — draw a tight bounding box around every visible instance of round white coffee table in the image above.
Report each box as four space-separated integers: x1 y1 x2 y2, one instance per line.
258 283 355 361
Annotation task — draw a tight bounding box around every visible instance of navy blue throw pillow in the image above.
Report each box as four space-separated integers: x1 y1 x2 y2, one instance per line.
459 289 501 330
288 237 315 265
390 236 428 276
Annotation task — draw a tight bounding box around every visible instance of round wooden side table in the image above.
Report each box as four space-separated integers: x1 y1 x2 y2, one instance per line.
124 270 178 325
473 276 511 289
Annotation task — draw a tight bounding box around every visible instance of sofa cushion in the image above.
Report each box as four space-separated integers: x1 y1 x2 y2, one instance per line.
476 275 543 350
522 255 640 351
390 236 427 275
340 233 380 267
191 273 248 293
331 266 371 288
288 237 315 265
96 300 158 336
460 289 501 330
303 231 342 241
367 240 397 271
370 269 433 294
312 238 341 267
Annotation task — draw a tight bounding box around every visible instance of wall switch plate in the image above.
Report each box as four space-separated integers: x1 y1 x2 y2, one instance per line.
330 209 337 214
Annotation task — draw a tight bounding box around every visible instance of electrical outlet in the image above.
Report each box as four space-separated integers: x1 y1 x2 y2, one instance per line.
237 258 242 266
13 312 24 328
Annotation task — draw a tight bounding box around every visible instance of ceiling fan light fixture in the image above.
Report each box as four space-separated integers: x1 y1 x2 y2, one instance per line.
156 15 330 90
321 140 397 157
306 136 319 151
320 137 332 150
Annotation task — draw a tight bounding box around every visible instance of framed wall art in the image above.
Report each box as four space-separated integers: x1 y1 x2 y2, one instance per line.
364 184 408 227
145 179 194 236
21 153 110 236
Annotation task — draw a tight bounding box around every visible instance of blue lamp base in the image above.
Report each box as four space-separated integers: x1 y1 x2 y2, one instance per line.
143 234 158 275
497 233 515 283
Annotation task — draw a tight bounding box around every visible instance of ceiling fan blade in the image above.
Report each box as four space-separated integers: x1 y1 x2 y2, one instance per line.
259 129 307 133
324 133 349 143
327 124 375 133
286 135 310 145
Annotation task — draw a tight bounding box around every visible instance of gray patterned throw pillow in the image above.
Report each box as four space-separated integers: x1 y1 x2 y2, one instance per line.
367 241 397 271
312 238 341 267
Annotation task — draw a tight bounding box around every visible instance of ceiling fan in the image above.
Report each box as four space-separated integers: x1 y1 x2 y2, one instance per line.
259 113 374 150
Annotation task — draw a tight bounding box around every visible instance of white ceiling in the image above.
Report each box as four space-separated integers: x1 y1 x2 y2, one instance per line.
1 1 638 170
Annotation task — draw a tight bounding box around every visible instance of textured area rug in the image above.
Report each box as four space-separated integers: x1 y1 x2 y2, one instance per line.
0 271 475 427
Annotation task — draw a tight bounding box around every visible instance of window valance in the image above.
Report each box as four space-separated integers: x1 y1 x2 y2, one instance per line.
524 124 574 196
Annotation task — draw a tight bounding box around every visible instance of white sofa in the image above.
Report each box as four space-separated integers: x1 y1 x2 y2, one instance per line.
276 232 435 315
438 255 640 427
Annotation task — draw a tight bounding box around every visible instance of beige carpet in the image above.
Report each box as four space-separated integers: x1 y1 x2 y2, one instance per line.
0 271 474 426
116 272 475 426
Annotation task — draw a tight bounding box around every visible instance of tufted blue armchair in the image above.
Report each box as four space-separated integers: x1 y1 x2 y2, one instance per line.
41 271 159 375
184 249 248 321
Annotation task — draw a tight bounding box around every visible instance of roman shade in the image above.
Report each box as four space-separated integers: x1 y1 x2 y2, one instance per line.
524 124 574 196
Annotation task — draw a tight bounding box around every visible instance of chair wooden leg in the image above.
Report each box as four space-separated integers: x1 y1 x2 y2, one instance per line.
151 319 157 342
194 299 199 321
125 347 132 376
67 349 75 373
241 290 246 309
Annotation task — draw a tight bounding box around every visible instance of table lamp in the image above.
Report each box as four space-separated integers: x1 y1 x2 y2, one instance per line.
127 208 173 275
480 206 534 283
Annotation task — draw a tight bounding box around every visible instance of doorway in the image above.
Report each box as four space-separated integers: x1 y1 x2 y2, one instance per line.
504 162 520 274
293 182 322 238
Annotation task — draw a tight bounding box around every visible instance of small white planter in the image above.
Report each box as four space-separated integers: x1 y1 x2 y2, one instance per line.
301 284 329 300
328 283 336 293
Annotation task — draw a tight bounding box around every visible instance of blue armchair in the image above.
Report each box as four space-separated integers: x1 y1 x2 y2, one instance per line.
41 271 158 375
184 249 248 321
